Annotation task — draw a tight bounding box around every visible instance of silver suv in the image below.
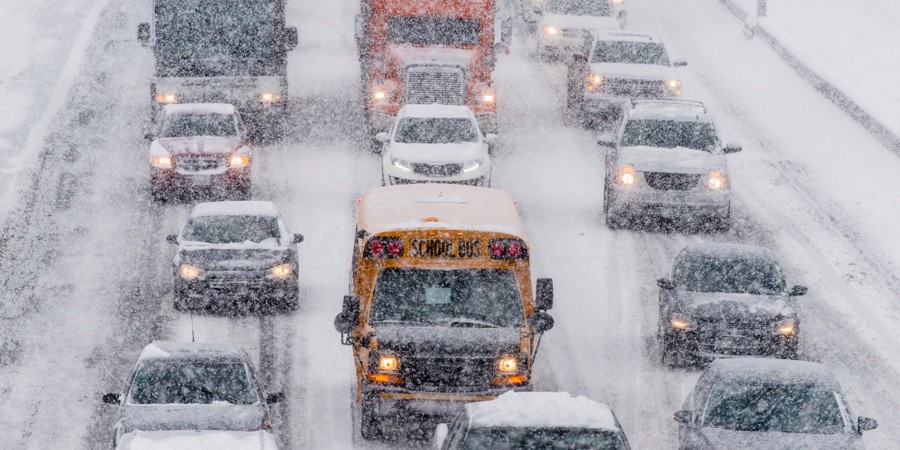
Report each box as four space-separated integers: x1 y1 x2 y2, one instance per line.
599 100 741 230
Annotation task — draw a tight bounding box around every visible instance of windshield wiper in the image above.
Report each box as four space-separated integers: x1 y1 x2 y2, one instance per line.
434 317 503 328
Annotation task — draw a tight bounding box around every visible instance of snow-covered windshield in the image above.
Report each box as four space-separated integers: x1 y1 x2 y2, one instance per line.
127 361 257 405
675 254 786 295
545 0 612 17
461 427 626 449
371 268 523 327
704 383 846 434
394 118 479 144
620 120 717 151
592 41 670 65
388 17 481 46
183 215 280 244
154 0 283 76
160 114 238 138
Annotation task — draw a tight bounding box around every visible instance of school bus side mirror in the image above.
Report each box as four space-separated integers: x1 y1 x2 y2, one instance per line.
334 295 360 339
528 310 554 334
535 278 553 311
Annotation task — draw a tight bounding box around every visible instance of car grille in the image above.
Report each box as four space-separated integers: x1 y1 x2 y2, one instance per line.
390 177 480 186
207 274 266 290
177 156 226 172
402 357 494 391
604 78 668 97
412 163 464 177
695 318 773 354
404 66 466 105
644 172 700 191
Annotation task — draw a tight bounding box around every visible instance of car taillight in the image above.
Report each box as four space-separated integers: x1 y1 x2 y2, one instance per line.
488 239 528 259
364 237 404 258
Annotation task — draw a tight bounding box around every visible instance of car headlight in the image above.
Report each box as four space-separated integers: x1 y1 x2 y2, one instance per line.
496 355 518 374
266 263 294 279
463 160 482 172
776 318 796 336
155 93 177 104
670 312 695 331
707 170 727 190
667 79 682 96
615 164 636 185
151 155 173 169
177 264 205 281
260 92 282 104
392 158 412 172
229 154 250 169
543 25 558 35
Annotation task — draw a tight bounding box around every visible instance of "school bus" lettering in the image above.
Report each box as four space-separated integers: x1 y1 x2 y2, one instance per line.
409 239 482 258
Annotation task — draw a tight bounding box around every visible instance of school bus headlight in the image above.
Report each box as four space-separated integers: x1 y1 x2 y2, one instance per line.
392 158 412 172
155 93 177 104
378 355 400 372
462 160 481 172
151 155 173 169
265 263 294 280
497 356 518 374
177 264 205 281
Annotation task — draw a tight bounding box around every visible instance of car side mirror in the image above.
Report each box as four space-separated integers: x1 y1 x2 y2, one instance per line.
166 235 179 244
433 423 449 449
597 133 617 147
283 26 299 51
266 392 285 404
535 278 553 310
673 60 688 67
789 285 808 297
144 133 155 142
292 233 304 244
724 142 742 154
657 278 676 290
858 416 878 432
484 133 498 144
528 310 554 333
137 23 151 46
102 393 120 405
375 132 389 143
334 295 361 338
673 410 692 424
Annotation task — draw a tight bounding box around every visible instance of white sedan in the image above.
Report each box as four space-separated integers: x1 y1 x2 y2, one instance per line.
378 104 495 187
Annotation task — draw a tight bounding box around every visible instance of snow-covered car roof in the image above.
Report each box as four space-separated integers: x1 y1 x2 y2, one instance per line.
163 103 236 116
706 358 841 391
593 30 660 44
628 100 712 123
189 201 280 218
116 429 278 450
397 104 476 120
358 185 523 237
679 243 777 263
138 341 248 362
465 391 621 431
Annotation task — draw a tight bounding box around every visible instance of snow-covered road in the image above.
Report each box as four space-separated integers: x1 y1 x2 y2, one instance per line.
0 0 898 448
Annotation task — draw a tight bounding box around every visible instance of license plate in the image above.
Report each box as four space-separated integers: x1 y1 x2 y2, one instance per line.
192 176 212 186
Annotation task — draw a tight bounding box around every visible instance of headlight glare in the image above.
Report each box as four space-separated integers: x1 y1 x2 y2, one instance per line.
707 170 727 190
615 164 636 185
497 356 518 374
776 318 796 336
671 312 694 331
155 93 177 104
543 25 558 35
392 158 412 172
378 355 399 372
266 263 294 279
260 92 282 104
229 154 250 169
152 155 173 169
177 264 204 281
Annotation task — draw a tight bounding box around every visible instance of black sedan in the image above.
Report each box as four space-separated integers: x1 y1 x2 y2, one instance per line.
169 201 303 312
657 243 806 367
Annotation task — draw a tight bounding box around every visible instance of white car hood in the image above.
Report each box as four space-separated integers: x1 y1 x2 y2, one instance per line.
589 62 677 80
388 44 476 70
152 136 241 156
619 146 724 174
542 13 620 32
387 142 485 164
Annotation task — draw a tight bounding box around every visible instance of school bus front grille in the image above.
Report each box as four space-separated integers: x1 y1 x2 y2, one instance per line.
402 356 494 390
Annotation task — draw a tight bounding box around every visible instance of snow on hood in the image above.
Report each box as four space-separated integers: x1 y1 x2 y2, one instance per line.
121 403 265 435
619 145 724 174
176 247 288 271
676 291 793 320
467 391 620 431
589 62 677 80
388 44 476 69
154 136 242 156
541 13 620 32
117 430 278 450
387 142 485 164
695 427 862 450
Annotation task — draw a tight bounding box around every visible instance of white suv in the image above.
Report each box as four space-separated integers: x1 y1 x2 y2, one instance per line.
378 104 494 187
567 31 686 123
599 100 742 230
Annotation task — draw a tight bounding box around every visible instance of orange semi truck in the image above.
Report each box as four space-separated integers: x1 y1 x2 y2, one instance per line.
355 0 508 138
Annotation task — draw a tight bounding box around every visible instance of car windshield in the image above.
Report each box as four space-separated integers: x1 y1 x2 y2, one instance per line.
160 113 238 138
388 17 481 46
620 120 717 151
462 427 627 449
545 0 612 16
183 215 280 244
127 360 257 405
371 268 524 327
704 383 847 434
675 254 787 295
394 118 479 144
592 41 670 65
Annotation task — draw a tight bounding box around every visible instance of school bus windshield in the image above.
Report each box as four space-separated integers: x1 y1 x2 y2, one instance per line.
371 268 524 328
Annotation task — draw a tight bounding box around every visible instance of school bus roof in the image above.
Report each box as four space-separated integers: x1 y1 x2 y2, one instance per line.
358 185 524 237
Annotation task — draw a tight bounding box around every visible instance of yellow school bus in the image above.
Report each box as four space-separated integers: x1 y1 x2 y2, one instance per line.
334 184 555 439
